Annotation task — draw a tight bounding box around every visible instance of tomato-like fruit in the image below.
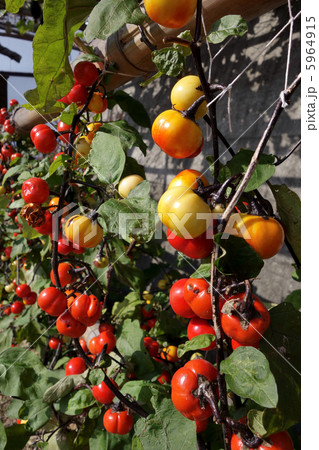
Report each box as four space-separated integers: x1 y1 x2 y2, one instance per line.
230 430 294 450
144 0 197 29
171 359 217 421
167 228 214 259
99 323 114 333
79 338 88 353
65 357 87 376
167 169 209 190
195 419 209 433
49 337 61 350
169 279 197 318
158 186 212 238
160 345 179 362
67 83 88 105
64 215 104 248
4 123 15 134
146 317 157 329
56 311 87 338
152 110 203 158
231 339 259 350
118 175 144 198
93 255 108 268
3 306 11 315
22 178 49 205
89 330 116 355
11 301 25 315
37 287 67 316
24 291 37 305
229 214 285 260
76 137 91 158
57 121 79 144
184 279 212 320
9 98 18 106
157 370 171 385
67 293 102 325
50 262 75 287
57 236 73 255
31 124 57 154
16 284 31 298
103 409 133 435
1 144 13 160
92 379 118 404
221 293 270 345
144 337 160 357
171 76 207 120
74 61 99 87
11 153 22 161
141 305 154 319
187 317 216 351
88 92 107 114
84 122 102 143
34 211 53 235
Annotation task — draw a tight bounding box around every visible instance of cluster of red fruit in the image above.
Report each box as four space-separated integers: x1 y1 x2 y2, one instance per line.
2 282 37 316
0 99 19 134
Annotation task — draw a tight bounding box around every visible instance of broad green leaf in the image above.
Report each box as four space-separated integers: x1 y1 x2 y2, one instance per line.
9 237 30 258
47 154 70 177
59 103 78 126
30 0 96 111
150 311 185 341
152 47 185 77
0 328 13 353
5 0 25 13
214 233 264 280
121 156 146 179
89 424 132 450
191 263 211 279
112 291 143 320
284 289 301 310
98 121 147 155
43 374 86 403
0 415 7 448
134 393 197 450
19 399 51 432
178 334 215 357
89 132 125 185
108 90 151 128
84 0 145 42
66 389 95 415
2 164 26 185
225 149 275 191
220 347 278 408
269 184 301 262
207 15 248 44
173 30 193 57
6 398 24 419
16 18 35 35
21 217 41 240
116 319 156 380
120 381 168 407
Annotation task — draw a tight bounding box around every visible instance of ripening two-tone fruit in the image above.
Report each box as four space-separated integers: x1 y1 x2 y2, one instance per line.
118 175 144 198
144 0 197 29
171 76 207 120
64 215 104 248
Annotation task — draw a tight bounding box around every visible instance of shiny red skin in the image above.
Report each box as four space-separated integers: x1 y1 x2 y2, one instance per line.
56 311 87 338
11 301 25 315
57 236 73 255
79 338 88 353
22 178 49 205
67 293 102 326
169 278 197 318
49 337 61 350
99 323 114 333
24 292 37 305
230 431 294 450
31 125 57 153
65 357 87 376
144 337 160 357
1 144 13 160
35 211 53 235
16 284 31 298
141 305 154 319
221 293 271 345
89 330 116 355
68 83 88 105
74 61 99 87
231 339 259 351
50 262 74 287
167 228 214 259
10 153 22 161
4 246 12 258
30 124 47 141
3 306 11 315
157 370 171 385
184 279 212 319
103 409 133 435
37 287 67 316
171 359 217 421
57 121 79 144
187 317 216 351
53 151 65 161
195 419 208 433
9 99 18 106
92 379 118 404
4 124 15 134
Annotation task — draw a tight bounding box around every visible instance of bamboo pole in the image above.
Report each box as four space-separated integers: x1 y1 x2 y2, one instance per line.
13 0 287 135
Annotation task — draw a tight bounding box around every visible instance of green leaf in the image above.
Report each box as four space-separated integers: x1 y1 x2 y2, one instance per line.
43 374 86 403
10 237 30 258
98 121 147 155
0 328 13 353
67 389 95 414
134 393 197 450
116 319 156 380
89 425 132 450
269 184 301 262
191 263 211 279
84 0 145 42
207 15 248 44
220 347 278 408
178 334 215 357
151 311 185 341
225 149 275 191
21 217 41 240
251 303 301 436
59 103 78 125
47 154 70 177
4 0 25 13
19 399 51 432
284 289 301 310
0 420 7 450
152 47 185 77
2 164 26 185
89 132 126 185
30 0 96 111
16 18 35 35
121 156 146 179
173 30 192 57
4 424 32 450
214 233 264 280
112 291 143 320
108 90 151 128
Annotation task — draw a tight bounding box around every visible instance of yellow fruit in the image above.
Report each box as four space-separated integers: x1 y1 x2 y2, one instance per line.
118 175 144 198
76 137 91 158
171 75 207 120
64 215 104 248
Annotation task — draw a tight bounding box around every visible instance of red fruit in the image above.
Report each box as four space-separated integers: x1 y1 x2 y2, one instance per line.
3 307 11 315
99 323 114 333
10 153 22 161
57 235 73 255
56 311 87 338
89 330 116 355
231 339 259 351
4 246 12 258
92 379 118 404
74 61 99 87
11 301 25 315
184 279 224 320
16 284 31 298
50 262 75 287
49 337 61 350
141 305 154 319
169 278 197 319
57 121 79 144
53 151 65 161
167 228 214 259
67 293 102 326
24 292 37 305
31 124 57 153
35 211 53 235
65 357 86 376
146 318 157 329
4 124 15 134
22 178 50 205
230 430 294 450
144 337 159 357
1 144 14 160
157 370 170 385
186 137 204 158
195 419 208 433
68 83 88 105
37 287 67 316
103 409 133 435
79 338 88 353
187 317 216 351
9 99 18 106
30 124 47 141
